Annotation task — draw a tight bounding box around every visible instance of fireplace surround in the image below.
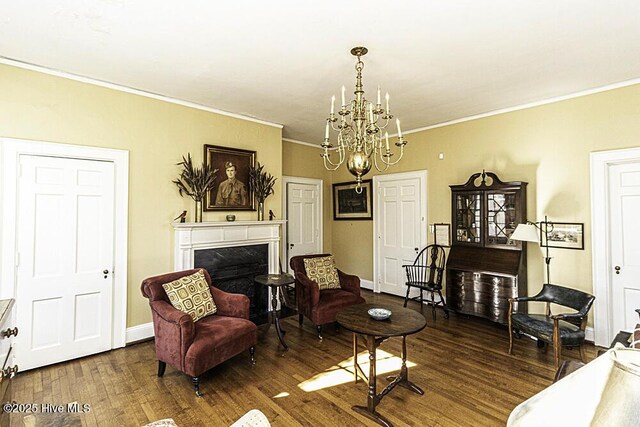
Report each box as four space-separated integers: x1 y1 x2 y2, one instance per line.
173 220 285 324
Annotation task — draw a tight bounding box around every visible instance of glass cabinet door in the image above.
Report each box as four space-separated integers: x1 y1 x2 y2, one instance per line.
454 193 482 244
486 191 518 247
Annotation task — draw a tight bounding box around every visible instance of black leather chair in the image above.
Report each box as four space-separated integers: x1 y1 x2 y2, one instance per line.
402 244 449 321
508 283 595 369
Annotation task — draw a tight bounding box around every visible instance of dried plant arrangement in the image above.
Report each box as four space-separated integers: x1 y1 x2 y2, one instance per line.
173 153 218 222
249 162 277 220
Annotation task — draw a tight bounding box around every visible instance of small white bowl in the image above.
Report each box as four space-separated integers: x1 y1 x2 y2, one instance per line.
368 308 392 320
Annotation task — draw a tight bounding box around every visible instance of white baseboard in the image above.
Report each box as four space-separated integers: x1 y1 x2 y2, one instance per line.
360 279 374 291
126 322 154 344
586 326 594 343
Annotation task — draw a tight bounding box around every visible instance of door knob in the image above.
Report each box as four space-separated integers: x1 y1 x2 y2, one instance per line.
103 269 109 279
615 265 621 274
289 244 294 249
1 327 18 338
414 247 419 253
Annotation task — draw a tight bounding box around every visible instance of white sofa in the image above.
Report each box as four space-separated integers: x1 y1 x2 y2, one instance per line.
508 345 640 427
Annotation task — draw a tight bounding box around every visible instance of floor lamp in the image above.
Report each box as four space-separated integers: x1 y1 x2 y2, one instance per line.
511 216 553 284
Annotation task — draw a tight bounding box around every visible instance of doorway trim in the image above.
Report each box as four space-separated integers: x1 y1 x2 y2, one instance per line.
1 137 129 348
373 170 428 294
591 146 640 347
281 176 323 270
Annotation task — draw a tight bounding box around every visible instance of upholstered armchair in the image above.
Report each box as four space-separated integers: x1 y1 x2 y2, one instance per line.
290 254 365 340
141 268 257 396
508 283 595 369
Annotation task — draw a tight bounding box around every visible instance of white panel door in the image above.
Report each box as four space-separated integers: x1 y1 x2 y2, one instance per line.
376 175 423 297
609 162 640 334
286 182 321 271
16 155 115 370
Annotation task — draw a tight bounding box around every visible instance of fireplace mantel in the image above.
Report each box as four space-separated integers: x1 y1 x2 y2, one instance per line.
173 220 286 273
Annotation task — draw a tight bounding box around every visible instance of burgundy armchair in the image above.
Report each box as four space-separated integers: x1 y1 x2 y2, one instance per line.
290 254 365 340
141 269 257 396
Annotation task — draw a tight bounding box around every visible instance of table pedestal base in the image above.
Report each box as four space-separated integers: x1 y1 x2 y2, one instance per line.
254 274 295 352
352 405 393 427
273 311 288 351
351 334 422 427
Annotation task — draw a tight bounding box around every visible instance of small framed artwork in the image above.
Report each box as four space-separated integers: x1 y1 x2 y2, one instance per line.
333 180 373 220
204 145 256 211
434 223 451 247
542 222 584 250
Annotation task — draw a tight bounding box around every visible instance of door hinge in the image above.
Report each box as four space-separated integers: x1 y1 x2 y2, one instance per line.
15 253 19 268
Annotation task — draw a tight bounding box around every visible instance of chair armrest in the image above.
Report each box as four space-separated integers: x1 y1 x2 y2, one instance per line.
151 300 194 327
294 271 320 307
149 300 195 371
550 312 586 322
338 269 361 295
210 286 250 319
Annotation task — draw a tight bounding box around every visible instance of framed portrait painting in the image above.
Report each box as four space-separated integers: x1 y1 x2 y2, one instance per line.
203 145 256 211
332 180 373 220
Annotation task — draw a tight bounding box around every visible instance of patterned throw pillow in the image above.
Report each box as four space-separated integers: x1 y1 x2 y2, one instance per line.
162 269 217 321
303 256 341 290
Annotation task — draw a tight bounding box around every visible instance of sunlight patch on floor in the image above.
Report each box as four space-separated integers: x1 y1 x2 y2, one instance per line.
297 349 417 392
273 392 290 398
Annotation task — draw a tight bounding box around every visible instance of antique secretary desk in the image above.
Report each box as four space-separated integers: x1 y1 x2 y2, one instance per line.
445 171 528 324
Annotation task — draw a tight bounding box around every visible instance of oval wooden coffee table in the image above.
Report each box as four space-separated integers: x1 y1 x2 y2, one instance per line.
336 303 427 427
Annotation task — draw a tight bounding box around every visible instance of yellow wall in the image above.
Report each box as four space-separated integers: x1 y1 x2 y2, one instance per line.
0 64 283 327
5 60 640 329
329 83 640 302
281 141 333 254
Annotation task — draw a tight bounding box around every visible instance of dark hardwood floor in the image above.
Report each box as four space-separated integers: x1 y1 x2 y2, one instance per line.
10 290 598 427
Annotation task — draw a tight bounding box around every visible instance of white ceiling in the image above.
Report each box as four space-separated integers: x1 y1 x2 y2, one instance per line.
2 1 640 144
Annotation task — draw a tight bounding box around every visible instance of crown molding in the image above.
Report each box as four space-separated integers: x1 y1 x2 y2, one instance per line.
282 137 320 148
0 56 283 129
404 78 640 135
5 56 637 139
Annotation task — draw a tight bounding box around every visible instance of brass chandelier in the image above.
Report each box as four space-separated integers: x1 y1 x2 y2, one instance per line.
322 46 407 192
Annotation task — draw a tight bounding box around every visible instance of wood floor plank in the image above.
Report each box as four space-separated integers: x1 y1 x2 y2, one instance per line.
10 290 599 426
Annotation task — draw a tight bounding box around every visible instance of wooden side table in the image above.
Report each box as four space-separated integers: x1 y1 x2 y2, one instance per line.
254 273 295 351
336 303 427 427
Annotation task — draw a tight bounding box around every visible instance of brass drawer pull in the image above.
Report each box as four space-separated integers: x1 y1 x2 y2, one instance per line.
1 327 18 338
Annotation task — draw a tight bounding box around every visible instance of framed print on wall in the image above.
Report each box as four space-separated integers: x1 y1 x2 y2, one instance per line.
541 222 584 250
332 179 373 220
204 145 256 211
434 223 451 247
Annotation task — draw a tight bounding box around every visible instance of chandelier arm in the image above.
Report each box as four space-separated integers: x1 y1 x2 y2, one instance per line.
322 154 343 170
380 147 406 166
373 152 391 172
321 142 346 167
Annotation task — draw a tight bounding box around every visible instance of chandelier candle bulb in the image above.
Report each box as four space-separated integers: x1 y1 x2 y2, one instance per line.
385 93 390 113
325 121 330 140
341 85 346 107
377 86 381 105
369 103 374 123
396 119 402 138
385 132 390 151
331 95 335 115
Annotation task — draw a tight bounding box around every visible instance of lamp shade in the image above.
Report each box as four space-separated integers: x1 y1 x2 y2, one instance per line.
510 223 540 243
